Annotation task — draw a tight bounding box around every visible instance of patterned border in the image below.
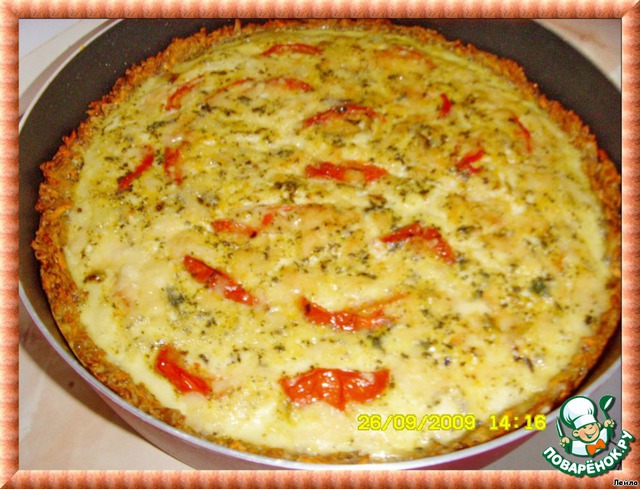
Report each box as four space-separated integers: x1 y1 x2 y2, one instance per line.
8 1 639 487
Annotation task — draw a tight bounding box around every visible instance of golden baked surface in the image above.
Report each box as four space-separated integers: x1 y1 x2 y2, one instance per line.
34 20 621 463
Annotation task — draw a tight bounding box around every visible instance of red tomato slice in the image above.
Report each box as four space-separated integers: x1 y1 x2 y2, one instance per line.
455 149 485 175
212 219 260 238
266 77 314 92
509 116 532 153
183 255 259 306
438 92 452 118
166 79 199 111
280 367 390 411
379 222 426 243
300 297 391 332
155 345 212 396
305 161 388 184
163 142 187 185
302 104 381 128
211 206 296 239
117 146 155 191
380 222 457 264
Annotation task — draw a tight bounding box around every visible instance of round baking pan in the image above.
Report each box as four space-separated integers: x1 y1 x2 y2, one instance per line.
19 19 622 470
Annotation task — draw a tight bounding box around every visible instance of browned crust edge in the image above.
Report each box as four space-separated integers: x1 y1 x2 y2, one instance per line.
31 18 622 464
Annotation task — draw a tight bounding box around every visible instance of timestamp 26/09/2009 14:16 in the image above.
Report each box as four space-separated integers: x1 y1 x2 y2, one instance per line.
356 413 548 432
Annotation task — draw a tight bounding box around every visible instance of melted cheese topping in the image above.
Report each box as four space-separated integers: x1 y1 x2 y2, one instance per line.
63 26 612 460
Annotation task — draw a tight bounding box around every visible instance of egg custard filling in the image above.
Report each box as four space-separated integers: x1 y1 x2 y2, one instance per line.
34 20 621 463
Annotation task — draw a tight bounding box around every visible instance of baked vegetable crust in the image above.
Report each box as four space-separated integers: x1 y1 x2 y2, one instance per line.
33 19 621 463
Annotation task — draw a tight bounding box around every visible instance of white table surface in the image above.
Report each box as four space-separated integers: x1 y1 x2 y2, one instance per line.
19 19 622 471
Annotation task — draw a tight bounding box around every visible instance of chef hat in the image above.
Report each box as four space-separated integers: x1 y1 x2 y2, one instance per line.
560 396 598 430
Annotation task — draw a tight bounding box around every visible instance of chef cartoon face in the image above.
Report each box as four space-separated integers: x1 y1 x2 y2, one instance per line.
558 395 616 457
573 421 602 443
